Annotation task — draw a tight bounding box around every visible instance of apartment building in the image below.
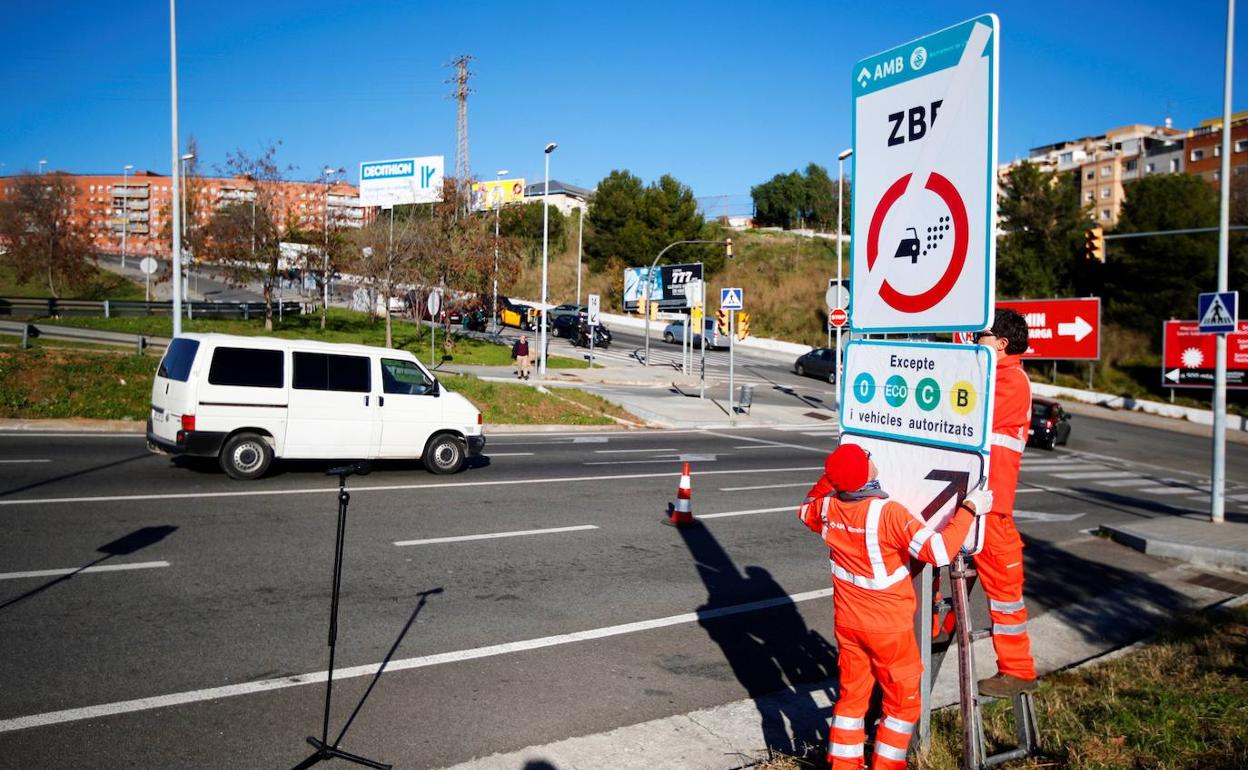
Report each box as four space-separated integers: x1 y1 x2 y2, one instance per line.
0 170 365 257
1184 112 1248 183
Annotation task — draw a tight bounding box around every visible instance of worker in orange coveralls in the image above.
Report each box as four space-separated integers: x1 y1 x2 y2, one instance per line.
972 308 1039 698
798 443 992 770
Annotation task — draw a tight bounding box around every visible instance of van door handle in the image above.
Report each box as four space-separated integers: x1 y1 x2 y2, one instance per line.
379 396 385 407
364 395 369 406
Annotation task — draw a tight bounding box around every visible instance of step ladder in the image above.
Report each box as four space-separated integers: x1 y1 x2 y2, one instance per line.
947 553 1040 770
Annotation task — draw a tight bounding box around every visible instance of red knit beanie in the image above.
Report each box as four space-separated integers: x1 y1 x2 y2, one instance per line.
824 444 870 492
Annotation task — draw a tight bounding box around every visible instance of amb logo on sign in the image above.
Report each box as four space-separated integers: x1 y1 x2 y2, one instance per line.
850 14 999 333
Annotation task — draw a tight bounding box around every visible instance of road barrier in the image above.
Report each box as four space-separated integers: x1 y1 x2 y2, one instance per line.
0 297 303 320
0 320 169 352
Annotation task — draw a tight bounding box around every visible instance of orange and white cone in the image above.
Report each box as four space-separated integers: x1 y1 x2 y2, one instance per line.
665 462 696 527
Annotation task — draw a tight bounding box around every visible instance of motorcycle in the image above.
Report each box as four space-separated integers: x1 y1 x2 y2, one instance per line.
572 322 611 350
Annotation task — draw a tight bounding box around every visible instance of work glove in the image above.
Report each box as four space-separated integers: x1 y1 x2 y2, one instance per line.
962 485 993 516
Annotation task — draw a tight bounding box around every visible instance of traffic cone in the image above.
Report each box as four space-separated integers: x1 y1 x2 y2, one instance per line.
665 462 697 527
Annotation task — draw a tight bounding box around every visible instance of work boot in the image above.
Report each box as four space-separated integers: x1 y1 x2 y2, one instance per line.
978 673 1038 698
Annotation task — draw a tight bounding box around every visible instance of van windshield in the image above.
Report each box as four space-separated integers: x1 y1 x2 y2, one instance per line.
158 338 200 382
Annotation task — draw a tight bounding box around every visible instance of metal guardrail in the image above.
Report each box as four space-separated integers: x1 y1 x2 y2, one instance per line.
0 297 303 320
0 320 170 353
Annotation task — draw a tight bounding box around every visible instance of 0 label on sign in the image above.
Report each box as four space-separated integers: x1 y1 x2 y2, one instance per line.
839 340 995 452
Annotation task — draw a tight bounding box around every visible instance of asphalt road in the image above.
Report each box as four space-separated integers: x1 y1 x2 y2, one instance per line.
0 419 1245 769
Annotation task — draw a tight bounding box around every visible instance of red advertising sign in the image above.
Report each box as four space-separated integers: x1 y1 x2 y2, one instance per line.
996 298 1101 360
1162 320 1248 388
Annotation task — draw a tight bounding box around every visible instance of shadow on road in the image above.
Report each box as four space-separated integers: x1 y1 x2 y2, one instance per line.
676 521 837 762
0 525 177 612
0 452 152 498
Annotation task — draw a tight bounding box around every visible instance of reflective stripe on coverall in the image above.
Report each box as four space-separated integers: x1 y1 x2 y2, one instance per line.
979 352 1037 680
798 493 974 770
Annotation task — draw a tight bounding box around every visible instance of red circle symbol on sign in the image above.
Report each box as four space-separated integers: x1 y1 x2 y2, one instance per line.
866 172 969 313
830 308 848 327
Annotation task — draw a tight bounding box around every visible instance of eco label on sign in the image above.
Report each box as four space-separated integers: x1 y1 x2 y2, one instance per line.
839 340 995 452
839 433 987 553
850 15 998 333
1162 320 1248 389
359 156 445 207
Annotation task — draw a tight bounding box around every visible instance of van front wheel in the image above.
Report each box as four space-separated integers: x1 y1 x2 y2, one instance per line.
220 433 273 480
424 434 466 475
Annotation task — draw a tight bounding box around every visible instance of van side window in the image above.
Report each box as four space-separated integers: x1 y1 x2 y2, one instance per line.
208 346 283 388
158 338 200 382
381 358 433 395
293 352 371 392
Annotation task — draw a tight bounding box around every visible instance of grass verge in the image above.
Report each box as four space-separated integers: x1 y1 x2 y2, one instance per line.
0 342 636 425
31 308 589 368
0 262 147 300
755 604 1248 770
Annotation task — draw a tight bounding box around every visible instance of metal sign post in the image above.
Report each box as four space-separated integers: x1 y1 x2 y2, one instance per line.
427 290 442 366
729 310 736 425
587 293 600 368
699 281 707 400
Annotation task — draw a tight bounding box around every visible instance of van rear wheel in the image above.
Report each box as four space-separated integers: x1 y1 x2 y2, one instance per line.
220 432 273 480
424 434 466 475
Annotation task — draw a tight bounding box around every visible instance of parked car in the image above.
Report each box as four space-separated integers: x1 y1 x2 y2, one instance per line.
551 313 582 338
497 298 537 330
794 347 837 384
146 333 485 479
662 318 730 350
1028 397 1072 450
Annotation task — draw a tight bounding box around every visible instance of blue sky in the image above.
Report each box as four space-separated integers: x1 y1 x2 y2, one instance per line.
3 0 1244 208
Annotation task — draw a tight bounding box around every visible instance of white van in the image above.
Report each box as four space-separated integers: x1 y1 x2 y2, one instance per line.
146 333 485 479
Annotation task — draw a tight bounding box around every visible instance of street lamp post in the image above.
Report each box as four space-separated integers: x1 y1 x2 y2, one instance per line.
493 168 508 335
169 0 183 336
576 207 584 307
180 153 194 301
38 160 46 175
121 164 133 269
539 142 556 376
643 239 733 367
836 148 852 403
321 165 342 330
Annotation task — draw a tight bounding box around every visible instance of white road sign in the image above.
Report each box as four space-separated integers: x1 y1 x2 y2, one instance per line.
838 433 987 553
720 287 743 310
359 156 444 207
139 257 158 275
426 289 442 317
839 340 995 453
850 15 998 333
826 279 850 310
588 294 601 326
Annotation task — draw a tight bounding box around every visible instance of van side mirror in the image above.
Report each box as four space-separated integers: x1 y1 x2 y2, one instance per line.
431 380 440 397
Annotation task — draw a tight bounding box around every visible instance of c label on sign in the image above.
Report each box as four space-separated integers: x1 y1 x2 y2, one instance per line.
915 377 941 411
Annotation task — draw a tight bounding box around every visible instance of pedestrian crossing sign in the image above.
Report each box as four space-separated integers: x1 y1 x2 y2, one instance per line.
1198 291 1238 334
720 287 743 310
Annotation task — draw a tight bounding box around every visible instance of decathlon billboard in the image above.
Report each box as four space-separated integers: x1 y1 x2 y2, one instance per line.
359 156 444 207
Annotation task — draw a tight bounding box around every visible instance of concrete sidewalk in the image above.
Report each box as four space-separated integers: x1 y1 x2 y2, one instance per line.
1104 513 1248 571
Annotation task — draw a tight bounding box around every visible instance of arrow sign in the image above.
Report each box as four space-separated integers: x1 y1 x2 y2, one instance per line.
1165 368 1181 383
1057 316 1093 342
919 469 971 521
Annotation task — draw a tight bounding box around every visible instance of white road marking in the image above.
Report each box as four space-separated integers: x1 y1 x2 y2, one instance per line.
0 561 170 581
733 445 795 450
583 453 718 466
0 459 51 464
572 437 610 443
701 430 827 454
593 448 678 454
0 587 833 734
1013 488 1043 494
700 506 794 519
1230 493 1248 502
0 466 823 507
1012 510 1085 523
1129 485 1205 496
1093 478 1155 487
1050 471 1134 480
720 482 813 492
483 452 534 457
395 525 597 546
1066 448 1209 482
801 431 840 437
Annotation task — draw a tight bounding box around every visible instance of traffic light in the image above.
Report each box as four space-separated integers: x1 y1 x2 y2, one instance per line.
716 307 729 335
736 311 750 340
725 238 733 259
1084 226 1104 262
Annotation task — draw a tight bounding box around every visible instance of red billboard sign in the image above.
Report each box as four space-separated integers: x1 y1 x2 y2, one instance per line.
996 298 1101 360
1162 320 1248 388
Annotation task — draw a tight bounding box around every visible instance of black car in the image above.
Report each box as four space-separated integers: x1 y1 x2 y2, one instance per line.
794 347 837 384
1028 397 1072 450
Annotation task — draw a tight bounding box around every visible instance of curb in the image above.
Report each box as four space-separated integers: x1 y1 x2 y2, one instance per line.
0 418 145 433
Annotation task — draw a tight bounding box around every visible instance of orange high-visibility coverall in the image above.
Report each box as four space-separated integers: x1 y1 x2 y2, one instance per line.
799 488 974 770
978 352 1037 680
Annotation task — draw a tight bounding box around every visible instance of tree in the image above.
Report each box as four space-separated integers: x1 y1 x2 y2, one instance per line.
200 144 293 331
0 173 97 297
1105 174 1222 343
995 163 1091 298
584 170 712 273
750 163 850 233
499 200 565 264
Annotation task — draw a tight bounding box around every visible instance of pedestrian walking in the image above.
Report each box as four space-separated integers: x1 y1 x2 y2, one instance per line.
970 308 1040 697
797 443 992 769
511 334 531 381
